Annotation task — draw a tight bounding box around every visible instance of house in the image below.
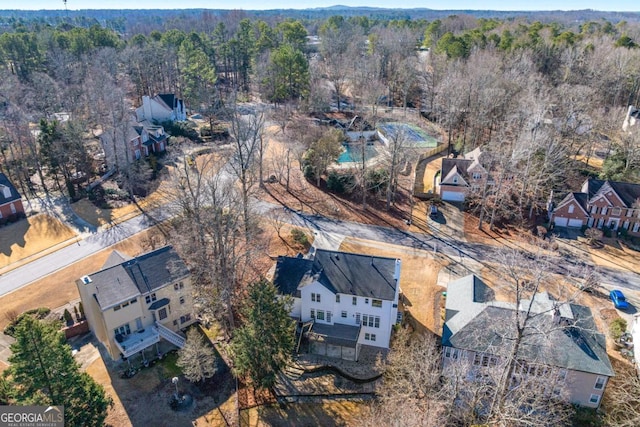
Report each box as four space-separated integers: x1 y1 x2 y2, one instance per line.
442 274 614 408
100 119 168 169
437 147 488 202
136 94 186 124
549 178 640 235
0 173 25 221
271 249 402 361
76 246 196 361
622 105 640 132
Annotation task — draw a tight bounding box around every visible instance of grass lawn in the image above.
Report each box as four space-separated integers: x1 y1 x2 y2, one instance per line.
0 214 76 271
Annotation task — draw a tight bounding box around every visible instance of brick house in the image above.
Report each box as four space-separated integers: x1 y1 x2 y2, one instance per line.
549 178 640 235
0 173 25 221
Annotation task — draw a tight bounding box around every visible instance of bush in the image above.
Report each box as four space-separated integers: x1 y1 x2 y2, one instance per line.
3 307 51 337
603 227 612 238
63 309 74 325
326 172 354 194
291 228 310 249
610 318 628 341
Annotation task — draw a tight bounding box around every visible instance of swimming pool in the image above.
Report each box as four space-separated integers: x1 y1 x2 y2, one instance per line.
336 143 378 164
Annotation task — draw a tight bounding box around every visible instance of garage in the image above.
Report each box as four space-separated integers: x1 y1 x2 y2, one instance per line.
568 219 584 228
553 217 568 227
441 190 465 202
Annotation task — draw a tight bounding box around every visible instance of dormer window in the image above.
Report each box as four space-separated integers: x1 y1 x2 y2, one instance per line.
568 205 574 214
472 172 481 180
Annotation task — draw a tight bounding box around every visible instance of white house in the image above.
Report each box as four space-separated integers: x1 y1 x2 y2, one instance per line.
135 94 186 123
272 250 402 361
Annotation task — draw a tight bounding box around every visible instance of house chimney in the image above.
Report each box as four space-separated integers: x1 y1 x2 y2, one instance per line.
142 95 151 121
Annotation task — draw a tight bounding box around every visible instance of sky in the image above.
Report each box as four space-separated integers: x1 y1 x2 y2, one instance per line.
11 1 640 12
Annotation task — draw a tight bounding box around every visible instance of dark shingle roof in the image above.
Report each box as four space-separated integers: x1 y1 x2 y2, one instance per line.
443 276 613 377
0 173 21 205
586 178 640 207
273 250 399 301
158 94 176 110
307 322 361 347
85 246 189 310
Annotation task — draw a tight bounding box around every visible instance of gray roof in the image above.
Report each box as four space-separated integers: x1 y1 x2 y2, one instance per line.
307 322 361 347
585 178 640 208
102 250 131 269
0 173 22 205
273 249 399 301
441 158 473 183
443 275 614 377
84 246 189 310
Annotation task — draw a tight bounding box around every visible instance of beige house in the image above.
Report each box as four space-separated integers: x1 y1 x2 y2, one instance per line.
442 275 614 409
437 147 488 202
76 246 196 361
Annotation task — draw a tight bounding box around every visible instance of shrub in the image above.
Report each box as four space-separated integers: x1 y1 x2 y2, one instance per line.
603 227 612 238
291 228 310 249
63 309 73 325
79 302 85 319
610 318 628 341
326 172 354 194
3 307 51 337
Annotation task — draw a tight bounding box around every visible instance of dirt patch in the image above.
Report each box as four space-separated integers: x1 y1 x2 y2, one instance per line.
0 214 77 269
586 239 640 272
339 238 445 335
242 400 368 427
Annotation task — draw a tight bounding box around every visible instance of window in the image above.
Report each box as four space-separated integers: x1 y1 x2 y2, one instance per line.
173 320 178 326
114 324 131 337
591 205 598 214
589 394 600 404
352 296 357 306
122 301 129 308
174 283 179 290
310 309 315 319
179 296 185 305
365 333 370 340
453 177 458 184
179 281 184 289
627 209 634 217
473 172 481 180
594 377 606 390
444 347 459 359
602 206 608 215
327 311 332 322
311 293 320 303
374 317 380 328
159 308 167 320
10 203 16 214
568 205 574 214
634 223 640 233
623 220 630 230
180 314 192 324
370 334 376 341
130 298 137 304
355 313 361 325
612 207 622 216
341 311 347 318
113 305 121 312
336 294 340 303
365 298 369 304
145 293 157 304
316 310 325 321
362 315 380 328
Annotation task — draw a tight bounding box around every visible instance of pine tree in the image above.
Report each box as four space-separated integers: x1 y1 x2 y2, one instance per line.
230 280 295 390
8 316 112 427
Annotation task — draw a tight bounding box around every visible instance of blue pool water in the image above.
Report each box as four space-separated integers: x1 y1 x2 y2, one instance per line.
337 143 378 164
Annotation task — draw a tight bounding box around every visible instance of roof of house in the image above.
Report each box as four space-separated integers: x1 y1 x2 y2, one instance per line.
441 158 473 184
585 179 640 208
83 246 189 310
554 192 590 216
272 249 399 301
0 173 22 205
157 94 179 111
443 275 614 377
307 322 361 347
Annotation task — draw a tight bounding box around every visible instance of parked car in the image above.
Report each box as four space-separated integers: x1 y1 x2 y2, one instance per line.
429 204 438 220
610 289 629 310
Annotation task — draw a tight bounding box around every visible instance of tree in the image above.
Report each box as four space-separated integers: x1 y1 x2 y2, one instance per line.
262 43 309 104
304 128 344 187
176 328 218 383
230 280 294 390
8 316 112 427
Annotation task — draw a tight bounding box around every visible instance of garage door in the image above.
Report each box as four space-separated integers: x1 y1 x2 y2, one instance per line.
554 217 568 227
441 191 465 202
568 219 584 228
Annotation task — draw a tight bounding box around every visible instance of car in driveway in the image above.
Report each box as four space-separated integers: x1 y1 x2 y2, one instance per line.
610 289 629 310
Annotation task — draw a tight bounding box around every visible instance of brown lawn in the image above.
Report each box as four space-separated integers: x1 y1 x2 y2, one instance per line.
242 400 368 427
0 227 165 331
586 239 640 272
0 214 77 271
339 238 445 334
422 157 443 193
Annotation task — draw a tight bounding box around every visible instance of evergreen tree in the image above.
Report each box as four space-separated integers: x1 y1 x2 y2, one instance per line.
8 316 112 427
230 280 294 390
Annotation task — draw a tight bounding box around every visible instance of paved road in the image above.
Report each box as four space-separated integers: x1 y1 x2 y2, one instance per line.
3 196 640 298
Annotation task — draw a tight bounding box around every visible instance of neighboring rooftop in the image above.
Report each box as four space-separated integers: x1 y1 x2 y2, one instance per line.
81 246 189 310
443 275 614 377
0 173 22 205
